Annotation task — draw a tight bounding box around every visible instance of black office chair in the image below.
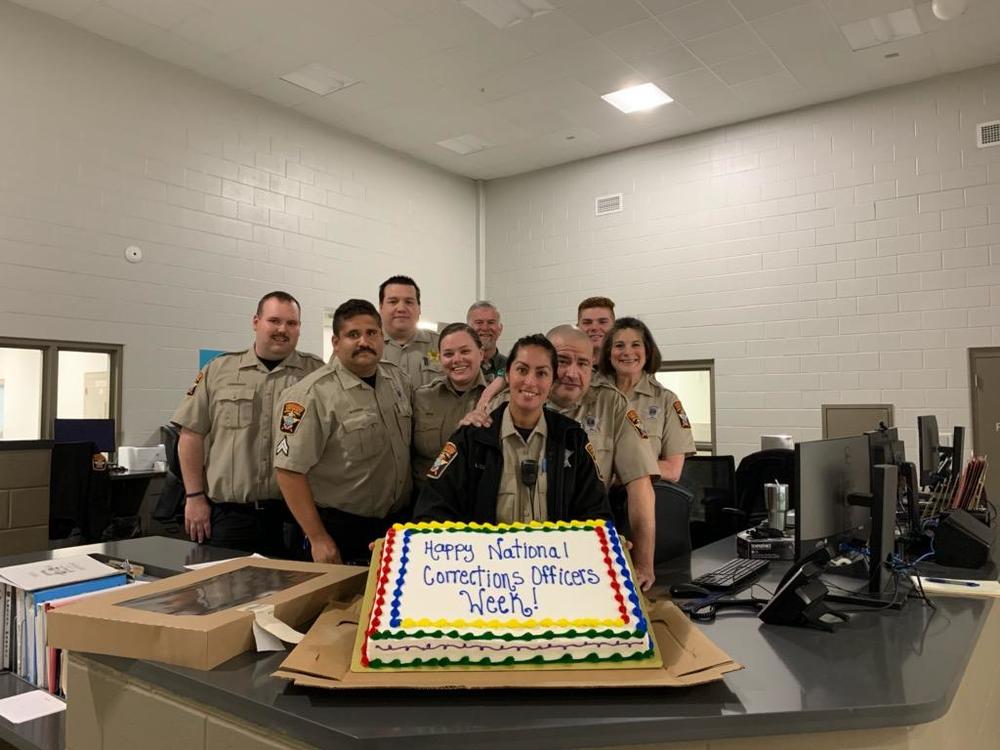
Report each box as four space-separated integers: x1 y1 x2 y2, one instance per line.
678 455 736 549
49 441 112 542
652 480 693 564
153 423 185 522
729 449 795 532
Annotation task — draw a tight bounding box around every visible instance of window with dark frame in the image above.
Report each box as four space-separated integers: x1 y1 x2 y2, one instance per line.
0 336 123 442
655 359 716 455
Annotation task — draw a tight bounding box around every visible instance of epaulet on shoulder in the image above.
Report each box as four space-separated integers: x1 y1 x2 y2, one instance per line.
592 379 627 402
300 351 325 364
379 359 402 372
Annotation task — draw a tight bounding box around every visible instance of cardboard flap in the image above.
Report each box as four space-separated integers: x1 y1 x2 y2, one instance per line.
276 593 742 690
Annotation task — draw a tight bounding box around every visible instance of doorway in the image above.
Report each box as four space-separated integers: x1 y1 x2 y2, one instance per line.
969 347 1000 505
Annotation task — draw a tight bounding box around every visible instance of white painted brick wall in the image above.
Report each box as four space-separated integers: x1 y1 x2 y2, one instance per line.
485 64 1000 460
0 3 476 445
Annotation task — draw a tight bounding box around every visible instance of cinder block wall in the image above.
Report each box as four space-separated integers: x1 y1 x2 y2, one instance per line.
485 64 1000 460
0 443 51 553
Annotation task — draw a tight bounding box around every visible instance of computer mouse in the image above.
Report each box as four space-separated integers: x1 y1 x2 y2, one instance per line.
669 582 712 599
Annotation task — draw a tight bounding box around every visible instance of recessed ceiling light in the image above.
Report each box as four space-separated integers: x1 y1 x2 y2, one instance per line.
840 9 922 51
601 83 673 114
437 134 492 155
279 63 358 96
460 0 554 29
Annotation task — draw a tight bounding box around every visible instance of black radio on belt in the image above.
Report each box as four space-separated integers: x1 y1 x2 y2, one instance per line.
520 459 539 488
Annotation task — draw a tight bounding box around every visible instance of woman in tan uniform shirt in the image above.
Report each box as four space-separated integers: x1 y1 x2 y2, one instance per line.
597 317 696 482
412 323 488 481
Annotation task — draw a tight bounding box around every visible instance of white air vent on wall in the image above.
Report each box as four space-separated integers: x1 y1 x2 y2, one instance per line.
977 120 1000 148
595 193 623 216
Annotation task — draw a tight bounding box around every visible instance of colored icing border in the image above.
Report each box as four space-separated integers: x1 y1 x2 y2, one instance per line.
366 644 655 670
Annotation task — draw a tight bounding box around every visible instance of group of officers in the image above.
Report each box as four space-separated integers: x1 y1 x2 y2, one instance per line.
171 276 695 590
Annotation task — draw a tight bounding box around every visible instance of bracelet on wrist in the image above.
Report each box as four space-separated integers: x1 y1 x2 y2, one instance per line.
185 491 206 499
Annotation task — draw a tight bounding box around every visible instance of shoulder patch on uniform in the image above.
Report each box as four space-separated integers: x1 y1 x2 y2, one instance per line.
186 372 204 396
275 436 289 456
280 402 305 434
673 400 692 429
584 441 605 483
427 441 458 479
625 408 648 439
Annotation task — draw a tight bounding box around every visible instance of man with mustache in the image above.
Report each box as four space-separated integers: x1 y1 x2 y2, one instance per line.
172 291 323 555
467 300 507 383
274 299 413 564
379 275 441 389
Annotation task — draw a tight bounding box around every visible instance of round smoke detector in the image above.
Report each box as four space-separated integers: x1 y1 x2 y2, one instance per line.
124 245 143 263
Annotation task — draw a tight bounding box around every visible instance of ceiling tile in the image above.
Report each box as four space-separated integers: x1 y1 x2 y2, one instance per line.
638 0 701 14
556 0 650 35
728 0 811 21
141 28 220 71
503 10 594 54
247 78 317 108
630 45 705 79
9 0 93 21
656 0 744 41
657 66 732 102
686 23 768 64
170 10 267 55
67 3 160 45
822 0 914 26
728 70 802 99
101 0 205 29
598 19 678 61
713 51 784 84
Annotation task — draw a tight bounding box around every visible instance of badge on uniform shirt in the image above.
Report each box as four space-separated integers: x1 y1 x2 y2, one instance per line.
186 372 203 396
646 405 660 421
427 441 458 479
280 402 305 434
673 400 692 429
427 350 439 362
582 415 600 434
625 408 648 439
275 436 289 456
584 441 604 483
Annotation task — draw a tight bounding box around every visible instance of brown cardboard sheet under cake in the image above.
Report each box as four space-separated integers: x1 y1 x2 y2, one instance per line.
47 557 367 670
274 543 741 689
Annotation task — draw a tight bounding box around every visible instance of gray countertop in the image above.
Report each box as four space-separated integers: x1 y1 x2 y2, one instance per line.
1 536 994 750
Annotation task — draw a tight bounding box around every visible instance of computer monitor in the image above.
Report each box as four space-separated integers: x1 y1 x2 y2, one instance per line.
951 425 965 478
917 415 940 487
53 418 116 454
794 435 871 560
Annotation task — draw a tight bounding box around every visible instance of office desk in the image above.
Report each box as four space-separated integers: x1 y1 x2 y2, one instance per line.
4 537 998 750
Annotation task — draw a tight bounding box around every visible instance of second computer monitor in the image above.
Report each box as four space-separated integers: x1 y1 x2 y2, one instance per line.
794 435 871 559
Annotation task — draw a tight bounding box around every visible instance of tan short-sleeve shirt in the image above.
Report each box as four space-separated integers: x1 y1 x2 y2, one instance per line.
171 348 325 503
496 408 548 524
550 381 658 487
272 358 413 518
382 329 441 390
412 373 486 479
629 374 697 460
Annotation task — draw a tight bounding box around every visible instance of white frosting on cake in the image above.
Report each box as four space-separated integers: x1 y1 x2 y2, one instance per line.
363 521 652 668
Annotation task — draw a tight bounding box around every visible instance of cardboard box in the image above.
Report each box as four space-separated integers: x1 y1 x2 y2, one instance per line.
274 542 741 689
47 557 366 670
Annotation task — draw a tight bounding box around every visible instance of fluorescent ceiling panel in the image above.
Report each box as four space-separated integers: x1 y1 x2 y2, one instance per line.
437 133 493 154
460 0 554 29
280 63 358 95
841 9 922 51
601 82 673 114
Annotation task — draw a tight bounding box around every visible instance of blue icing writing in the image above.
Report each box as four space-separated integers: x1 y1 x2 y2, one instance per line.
421 565 524 593
486 536 569 561
458 586 536 617
530 565 601 587
423 539 475 563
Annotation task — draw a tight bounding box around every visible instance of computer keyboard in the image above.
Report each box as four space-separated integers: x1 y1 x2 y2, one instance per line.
691 558 771 591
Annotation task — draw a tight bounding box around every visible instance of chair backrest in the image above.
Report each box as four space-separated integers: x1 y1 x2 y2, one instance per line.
49 441 96 539
678 455 736 510
652 480 693 564
153 424 185 521
734 449 795 521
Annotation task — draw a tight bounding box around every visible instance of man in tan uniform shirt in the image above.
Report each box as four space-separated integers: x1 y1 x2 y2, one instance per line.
378 274 440 389
171 291 324 555
546 325 659 590
274 299 412 564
